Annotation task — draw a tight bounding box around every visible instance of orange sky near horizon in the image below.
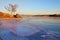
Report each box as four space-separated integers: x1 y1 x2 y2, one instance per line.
0 10 60 15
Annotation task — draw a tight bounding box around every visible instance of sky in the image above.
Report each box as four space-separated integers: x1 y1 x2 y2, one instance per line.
0 0 60 15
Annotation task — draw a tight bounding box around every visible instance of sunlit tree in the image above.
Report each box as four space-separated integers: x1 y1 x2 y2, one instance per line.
4 4 18 14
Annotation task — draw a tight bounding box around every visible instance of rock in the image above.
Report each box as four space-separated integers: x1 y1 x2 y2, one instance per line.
15 14 22 18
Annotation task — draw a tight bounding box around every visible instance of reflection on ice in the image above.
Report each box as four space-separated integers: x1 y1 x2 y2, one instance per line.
0 18 41 36
0 18 60 40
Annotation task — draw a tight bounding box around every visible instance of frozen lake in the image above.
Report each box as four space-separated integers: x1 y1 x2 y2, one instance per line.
0 17 60 40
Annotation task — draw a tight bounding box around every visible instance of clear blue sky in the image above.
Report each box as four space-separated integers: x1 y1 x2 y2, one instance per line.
0 0 60 14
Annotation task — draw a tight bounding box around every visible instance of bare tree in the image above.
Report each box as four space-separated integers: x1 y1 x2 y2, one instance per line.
4 4 18 14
